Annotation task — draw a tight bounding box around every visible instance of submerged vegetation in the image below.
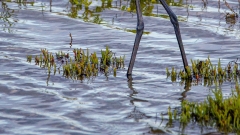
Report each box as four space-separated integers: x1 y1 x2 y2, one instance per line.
27 46 125 81
166 57 240 133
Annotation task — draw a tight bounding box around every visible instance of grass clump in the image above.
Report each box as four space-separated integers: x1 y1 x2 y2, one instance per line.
166 57 240 133
166 56 240 82
26 46 125 80
168 82 240 133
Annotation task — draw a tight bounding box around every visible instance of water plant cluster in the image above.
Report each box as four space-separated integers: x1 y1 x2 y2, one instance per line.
166 57 240 82
182 85 240 132
165 57 240 133
27 46 125 80
167 82 240 133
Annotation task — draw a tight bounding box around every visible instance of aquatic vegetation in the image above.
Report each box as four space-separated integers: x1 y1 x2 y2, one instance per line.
26 55 32 63
125 0 187 22
166 57 240 133
166 56 240 82
27 46 125 80
123 28 150 35
167 82 240 133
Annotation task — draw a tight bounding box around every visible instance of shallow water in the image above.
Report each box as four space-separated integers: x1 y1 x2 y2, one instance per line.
0 0 239 134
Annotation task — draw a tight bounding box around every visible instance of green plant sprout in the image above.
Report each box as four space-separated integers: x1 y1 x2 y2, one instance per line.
168 82 240 133
166 57 240 133
27 46 125 81
166 56 240 82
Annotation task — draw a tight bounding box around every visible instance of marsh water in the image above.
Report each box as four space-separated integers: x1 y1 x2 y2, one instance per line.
0 0 240 134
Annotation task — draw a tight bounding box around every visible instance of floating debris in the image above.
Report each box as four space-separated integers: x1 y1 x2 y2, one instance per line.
225 12 238 19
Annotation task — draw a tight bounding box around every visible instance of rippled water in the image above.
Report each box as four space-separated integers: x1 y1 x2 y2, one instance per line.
0 0 239 134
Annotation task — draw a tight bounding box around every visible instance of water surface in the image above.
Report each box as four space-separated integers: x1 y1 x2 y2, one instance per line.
0 0 240 134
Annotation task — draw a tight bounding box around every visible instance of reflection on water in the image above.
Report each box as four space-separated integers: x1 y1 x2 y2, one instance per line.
0 2 18 33
127 106 150 122
128 79 149 105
